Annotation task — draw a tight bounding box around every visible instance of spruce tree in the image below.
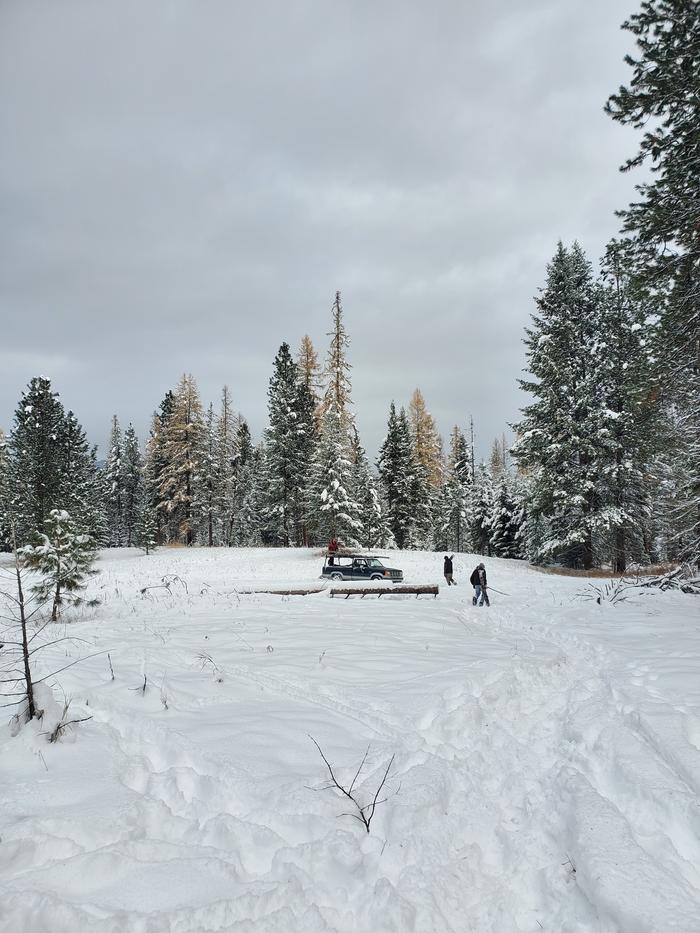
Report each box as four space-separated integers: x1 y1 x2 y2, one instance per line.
198 403 222 546
135 505 158 555
512 243 605 568
351 428 390 549
310 406 361 547
438 426 473 552
266 343 316 546
103 415 124 547
121 424 144 547
60 410 104 543
217 386 239 546
4 377 66 544
144 390 175 544
470 461 495 555
606 1 700 565
377 403 415 549
489 471 522 559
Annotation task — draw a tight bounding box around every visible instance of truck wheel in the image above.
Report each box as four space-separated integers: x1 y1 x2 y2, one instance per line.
370 574 383 580
330 572 343 581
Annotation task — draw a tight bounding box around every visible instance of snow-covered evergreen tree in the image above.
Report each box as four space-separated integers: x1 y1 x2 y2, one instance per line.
144 390 175 544
470 461 495 555
103 415 124 546
231 442 267 547
489 471 522 559
309 406 361 547
157 375 205 545
350 428 391 549
512 243 607 568
606 0 700 566
121 424 144 547
266 344 316 546
60 410 105 544
377 403 416 549
135 505 158 555
3 377 67 544
198 403 222 546
438 426 473 552
20 509 98 621
217 386 239 546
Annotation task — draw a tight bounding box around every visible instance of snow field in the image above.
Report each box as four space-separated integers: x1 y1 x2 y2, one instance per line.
1 548 700 932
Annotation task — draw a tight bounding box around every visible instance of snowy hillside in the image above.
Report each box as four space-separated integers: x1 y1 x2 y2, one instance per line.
2 548 700 932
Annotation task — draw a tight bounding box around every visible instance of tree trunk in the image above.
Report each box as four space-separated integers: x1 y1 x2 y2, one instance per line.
613 527 626 574
15 551 36 721
51 581 61 621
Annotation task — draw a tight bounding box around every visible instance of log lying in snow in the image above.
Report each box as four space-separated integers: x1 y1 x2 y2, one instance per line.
237 586 327 596
330 585 439 598
237 584 440 598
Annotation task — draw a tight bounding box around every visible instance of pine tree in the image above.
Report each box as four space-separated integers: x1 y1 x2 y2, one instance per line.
606 1 700 565
121 424 144 547
103 415 124 546
20 509 99 621
157 375 205 545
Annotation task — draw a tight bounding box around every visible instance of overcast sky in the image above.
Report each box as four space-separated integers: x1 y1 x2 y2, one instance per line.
0 0 641 459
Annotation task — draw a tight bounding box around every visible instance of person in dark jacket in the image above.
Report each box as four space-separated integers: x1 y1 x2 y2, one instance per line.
469 562 489 606
443 555 456 585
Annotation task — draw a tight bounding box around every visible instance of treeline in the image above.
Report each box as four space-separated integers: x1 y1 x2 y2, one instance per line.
0 293 525 558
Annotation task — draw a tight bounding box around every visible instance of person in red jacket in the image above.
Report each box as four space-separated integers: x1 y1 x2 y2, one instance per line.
469 562 490 606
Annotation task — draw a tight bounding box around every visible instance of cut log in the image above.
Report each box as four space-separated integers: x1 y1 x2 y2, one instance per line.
238 586 326 596
330 585 439 598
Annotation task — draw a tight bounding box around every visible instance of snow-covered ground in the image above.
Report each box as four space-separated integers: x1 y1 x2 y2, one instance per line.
2 547 700 932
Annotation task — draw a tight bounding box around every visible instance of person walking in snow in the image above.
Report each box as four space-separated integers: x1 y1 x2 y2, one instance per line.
443 554 456 586
470 562 490 606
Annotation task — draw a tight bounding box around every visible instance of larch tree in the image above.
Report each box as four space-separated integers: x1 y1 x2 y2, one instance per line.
408 389 444 488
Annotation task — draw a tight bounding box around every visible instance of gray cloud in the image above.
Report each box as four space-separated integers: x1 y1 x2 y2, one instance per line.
1 0 640 458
